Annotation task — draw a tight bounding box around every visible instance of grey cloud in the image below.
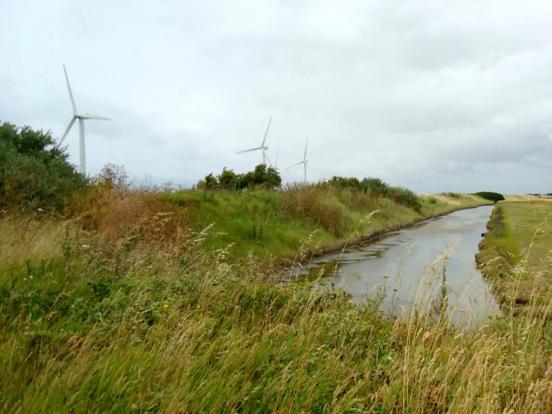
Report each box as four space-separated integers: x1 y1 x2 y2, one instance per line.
2 0 552 193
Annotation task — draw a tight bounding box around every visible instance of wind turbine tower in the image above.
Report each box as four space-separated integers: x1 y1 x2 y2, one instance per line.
58 64 110 175
287 138 309 182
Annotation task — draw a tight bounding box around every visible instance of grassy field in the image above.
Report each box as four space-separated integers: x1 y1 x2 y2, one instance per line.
478 200 552 314
5 188 552 412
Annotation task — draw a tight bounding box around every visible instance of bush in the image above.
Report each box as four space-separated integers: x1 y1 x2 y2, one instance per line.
197 173 218 191
280 185 346 236
198 164 281 191
218 168 239 190
0 122 87 213
325 176 421 212
239 164 281 189
387 186 422 212
328 176 361 189
360 178 390 196
474 191 505 203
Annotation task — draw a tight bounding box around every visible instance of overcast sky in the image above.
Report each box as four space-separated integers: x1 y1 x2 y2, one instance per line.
2 0 552 193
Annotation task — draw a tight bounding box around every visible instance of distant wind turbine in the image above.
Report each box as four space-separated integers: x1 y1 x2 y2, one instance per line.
57 64 110 175
237 116 272 165
287 138 309 182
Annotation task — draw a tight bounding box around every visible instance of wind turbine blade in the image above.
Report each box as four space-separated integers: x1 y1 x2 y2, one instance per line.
237 147 262 154
303 138 308 161
58 116 77 147
63 64 78 114
261 116 272 146
81 114 111 121
286 161 304 170
265 153 273 166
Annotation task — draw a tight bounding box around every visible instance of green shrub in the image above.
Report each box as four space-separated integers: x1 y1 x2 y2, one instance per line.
474 191 505 203
360 178 390 196
322 176 422 212
198 164 281 191
218 168 239 190
0 122 87 213
328 176 361 189
239 164 281 189
387 186 422 212
197 173 218 190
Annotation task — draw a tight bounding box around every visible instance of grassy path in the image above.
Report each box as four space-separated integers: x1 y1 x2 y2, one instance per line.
478 200 552 314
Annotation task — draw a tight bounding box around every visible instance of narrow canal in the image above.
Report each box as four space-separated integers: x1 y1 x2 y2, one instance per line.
294 206 500 325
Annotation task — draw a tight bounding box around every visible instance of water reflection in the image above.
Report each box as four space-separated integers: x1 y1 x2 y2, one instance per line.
290 206 500 326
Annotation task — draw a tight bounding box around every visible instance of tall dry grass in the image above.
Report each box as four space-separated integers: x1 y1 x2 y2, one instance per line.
0 214 69 270
0 224 551 411
1 191 550 412
279 185 364 237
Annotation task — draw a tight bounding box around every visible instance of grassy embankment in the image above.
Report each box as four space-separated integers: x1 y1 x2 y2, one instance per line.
5 189 552 412
477 200 552 315
162 189 490 260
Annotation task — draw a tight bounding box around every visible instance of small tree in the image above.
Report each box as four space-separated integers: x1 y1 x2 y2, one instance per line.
197 173 218 191
254 164 281 189
240 164 281 189
218 167 239 190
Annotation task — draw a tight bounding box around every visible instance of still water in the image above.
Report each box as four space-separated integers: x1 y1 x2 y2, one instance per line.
292 206 500 325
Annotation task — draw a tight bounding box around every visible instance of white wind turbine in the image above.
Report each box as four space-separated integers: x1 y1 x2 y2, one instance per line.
57 64 110 175
237 116 272 165
287 138 309 182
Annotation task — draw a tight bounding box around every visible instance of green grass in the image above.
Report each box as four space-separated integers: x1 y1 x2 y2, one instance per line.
11 189 552 413
161 189 490 260
2 209 552 412
162 190 333 259
478 201 552 310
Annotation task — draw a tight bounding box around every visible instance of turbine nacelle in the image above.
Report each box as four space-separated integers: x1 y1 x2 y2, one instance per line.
237 116 273 165
237 144 268 154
